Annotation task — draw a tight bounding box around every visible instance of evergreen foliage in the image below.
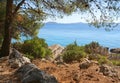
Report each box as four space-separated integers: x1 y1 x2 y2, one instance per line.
111 60 120 66
0 0 43 41
85 41 100 54
13 37 51 59
62 42 86 63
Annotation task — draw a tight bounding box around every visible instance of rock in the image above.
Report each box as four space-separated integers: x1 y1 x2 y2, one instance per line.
72 73 80 82
99 64 118 78
8 48 31 68
49 44 64 61
79 58 99 69
15 63 58 83
110 48 120 54
79 58 91 69
79 62 90 69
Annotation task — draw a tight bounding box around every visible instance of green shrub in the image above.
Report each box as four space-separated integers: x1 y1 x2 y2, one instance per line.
88 54 100 60
63 42 86 63
98 55 111 65
85 41 100 54
12 42 23 51
88 54 111 65
13 37 51 59
111 60 120 66
84 41 109 63
24 54 34 60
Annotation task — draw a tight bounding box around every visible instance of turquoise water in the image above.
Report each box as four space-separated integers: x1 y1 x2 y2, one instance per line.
38 22 120 48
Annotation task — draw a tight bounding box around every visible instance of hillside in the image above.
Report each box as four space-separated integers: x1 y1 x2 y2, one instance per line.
0 56 120 83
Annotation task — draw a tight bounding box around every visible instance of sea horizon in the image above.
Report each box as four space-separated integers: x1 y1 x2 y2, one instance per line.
38 22 120 49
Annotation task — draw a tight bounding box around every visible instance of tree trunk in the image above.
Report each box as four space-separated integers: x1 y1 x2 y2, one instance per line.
0 0 13 58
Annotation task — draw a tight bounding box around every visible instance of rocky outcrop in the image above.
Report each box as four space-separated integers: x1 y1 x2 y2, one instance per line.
109 48 120 60
8 48 58 83
110 48 120 54
49 44 64 61
15 63 58 83
8 48 31 68
99 64 119 78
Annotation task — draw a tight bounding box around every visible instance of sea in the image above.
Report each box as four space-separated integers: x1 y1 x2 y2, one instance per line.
38 22 120 48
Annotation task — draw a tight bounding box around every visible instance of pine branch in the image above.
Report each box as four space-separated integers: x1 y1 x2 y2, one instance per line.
13 0 25 15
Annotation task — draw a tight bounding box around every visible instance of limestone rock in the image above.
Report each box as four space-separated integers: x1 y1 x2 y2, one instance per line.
49 44 64 61
8 48 31 68
15 63 58 83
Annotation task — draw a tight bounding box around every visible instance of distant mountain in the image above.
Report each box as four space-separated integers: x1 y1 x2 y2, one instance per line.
46 22 85 25
44 22 93 29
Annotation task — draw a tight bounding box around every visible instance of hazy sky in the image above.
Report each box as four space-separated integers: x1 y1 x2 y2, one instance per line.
45 13 87 23
45 12 120 24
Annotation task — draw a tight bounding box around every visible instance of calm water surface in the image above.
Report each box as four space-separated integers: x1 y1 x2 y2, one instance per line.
38 23 120 48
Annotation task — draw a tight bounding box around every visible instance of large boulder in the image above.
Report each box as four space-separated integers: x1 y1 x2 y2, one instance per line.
8 48 31 68
49 44 64 61
110 48 120 54
15 63 58 83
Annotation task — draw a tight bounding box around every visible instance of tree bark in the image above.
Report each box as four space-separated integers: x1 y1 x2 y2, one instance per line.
0 0 13 58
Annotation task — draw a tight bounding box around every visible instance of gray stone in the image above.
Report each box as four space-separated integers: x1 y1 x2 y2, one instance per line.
15 63 58 83
110 48 120 54
79 62 90 69
8 48 31 68
79 58 99 69
49 44 64 61
99 64 118 78
79 58 91 69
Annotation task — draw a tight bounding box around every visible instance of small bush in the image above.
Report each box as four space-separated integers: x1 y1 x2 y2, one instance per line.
111 60 120 66
13 37 52 59
12 42 23 51
88 54 111 65
85 41 110 64
98 55 111 65
88 54 100 60
85 41 100 54
24 54 34 60
62 42 86 63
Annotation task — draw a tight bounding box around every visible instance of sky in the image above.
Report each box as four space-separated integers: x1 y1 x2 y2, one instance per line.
45 13 87 23
45 12 120 24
